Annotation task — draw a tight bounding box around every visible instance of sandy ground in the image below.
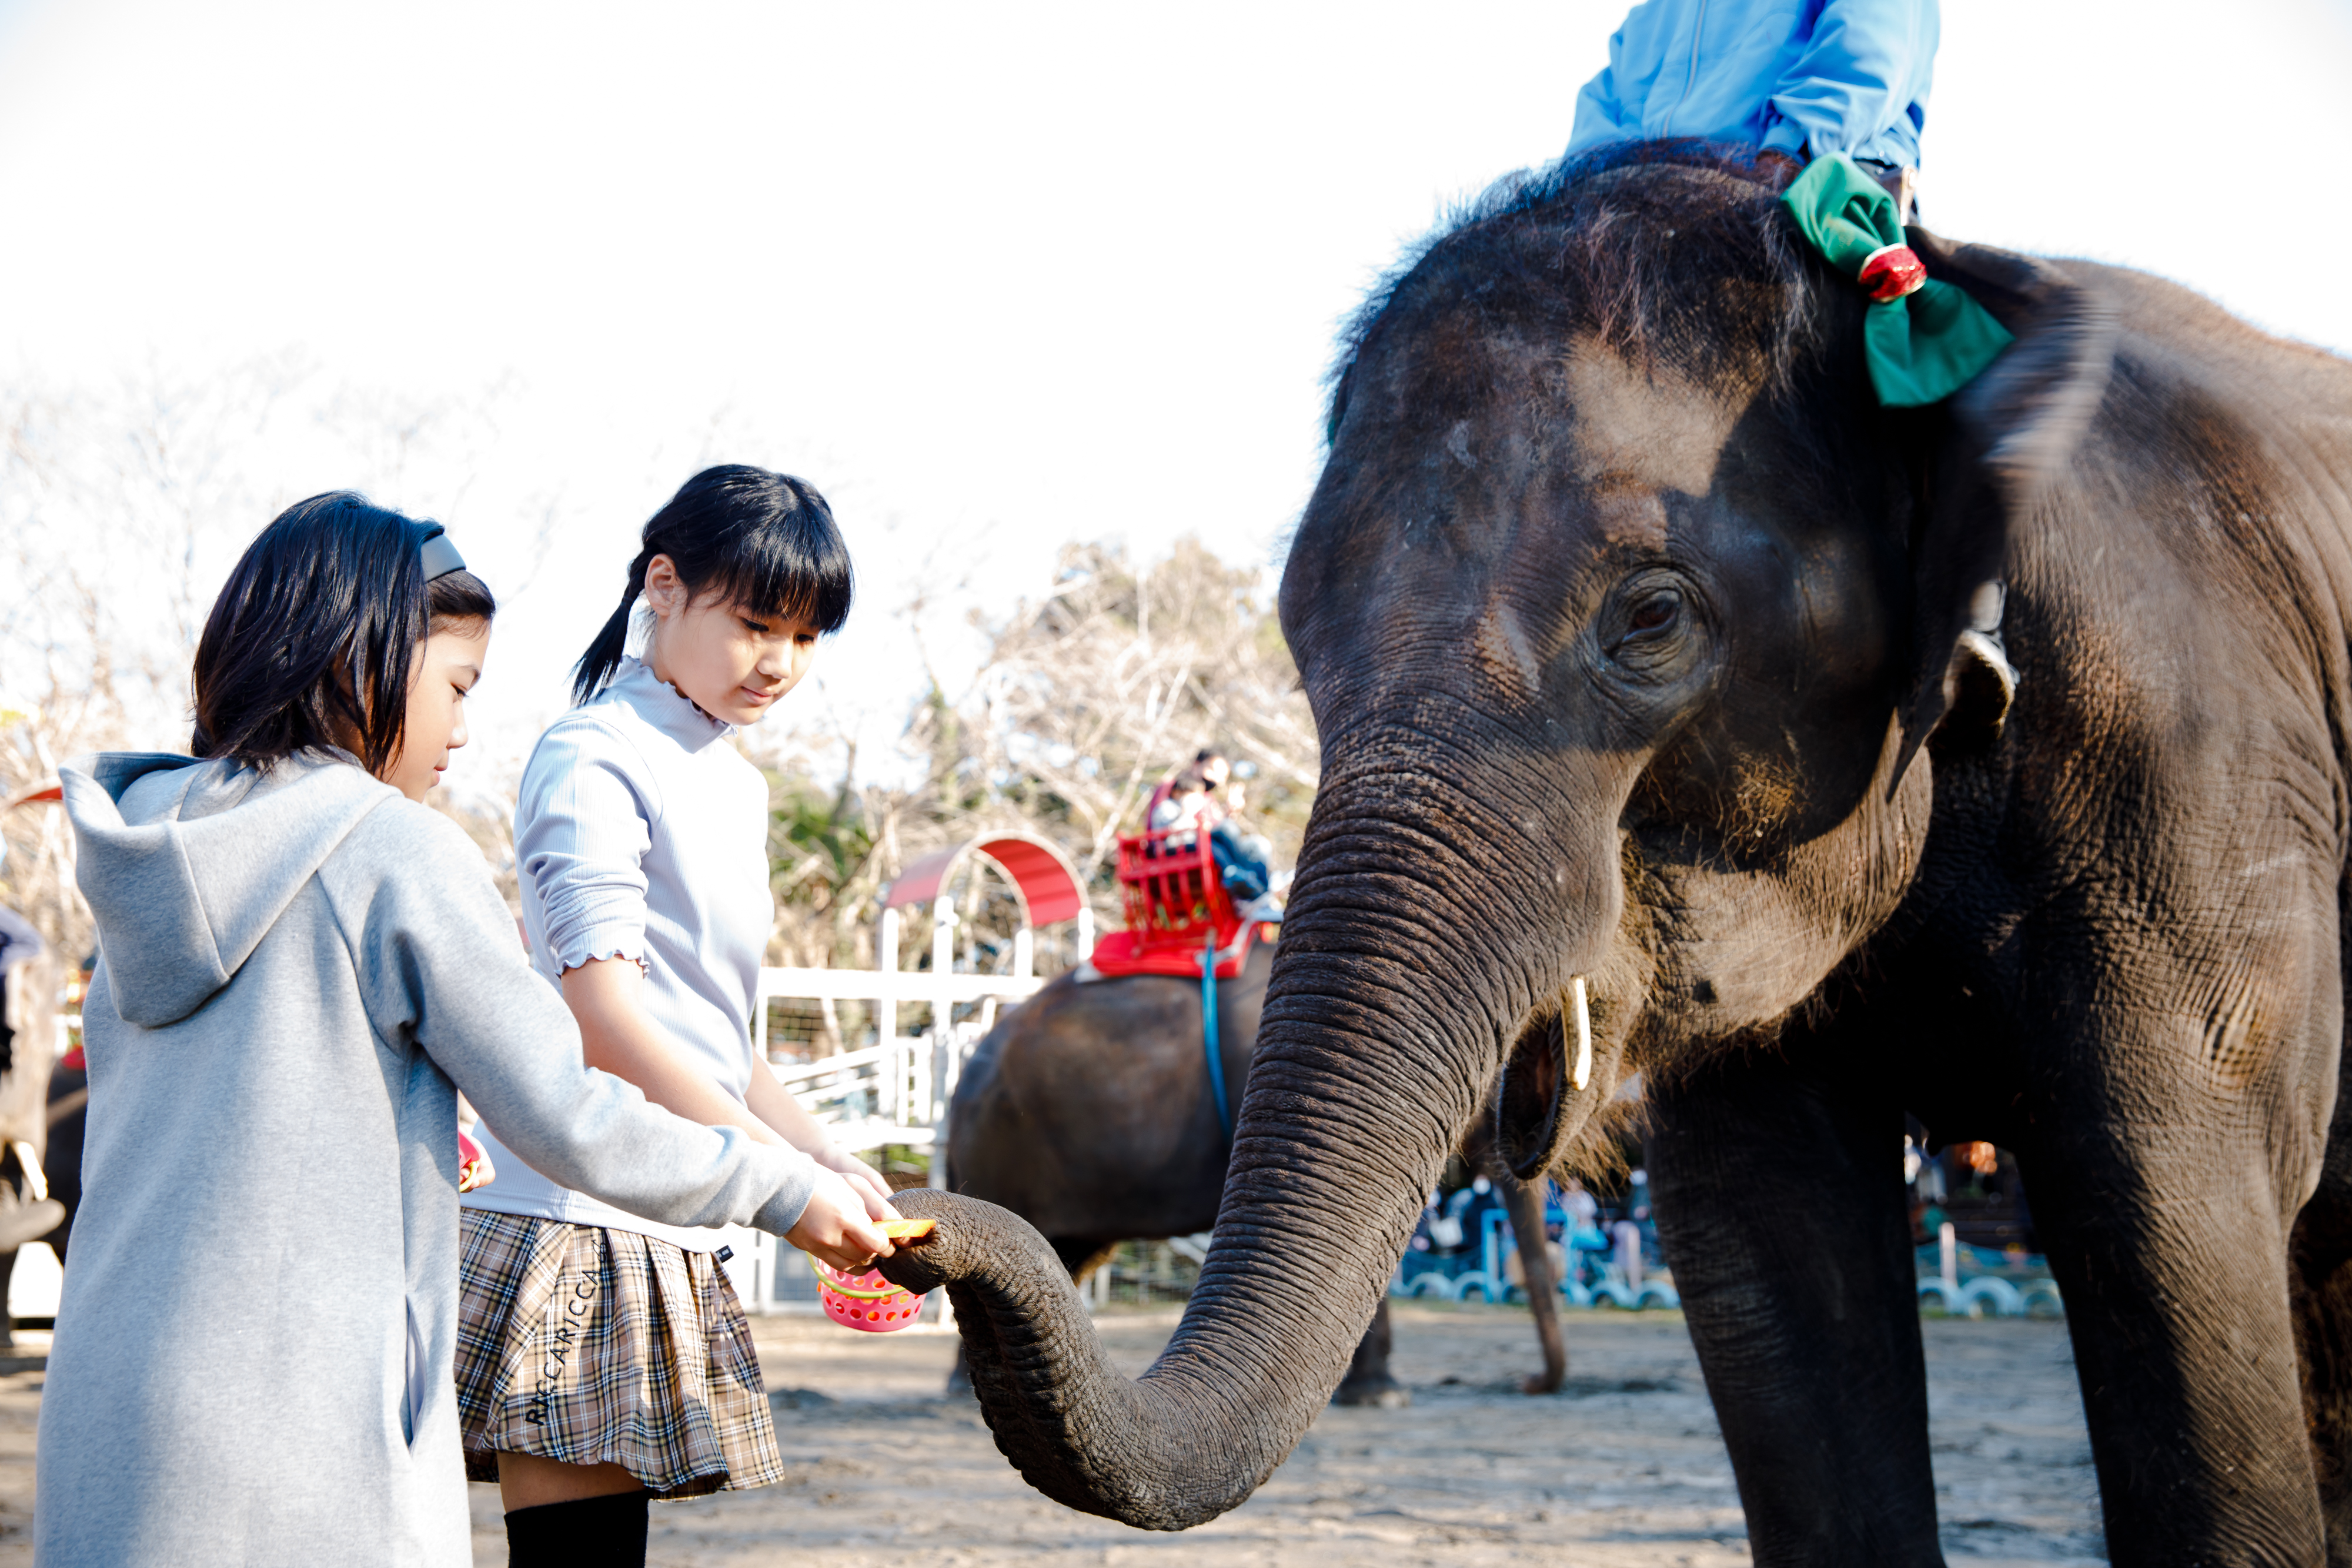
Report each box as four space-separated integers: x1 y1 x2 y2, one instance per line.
0 1305 2107 1565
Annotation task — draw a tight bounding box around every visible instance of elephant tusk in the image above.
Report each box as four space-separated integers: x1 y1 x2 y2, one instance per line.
1569 975 1592 1092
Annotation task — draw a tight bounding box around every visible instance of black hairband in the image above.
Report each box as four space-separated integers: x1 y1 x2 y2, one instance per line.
415 523 467 582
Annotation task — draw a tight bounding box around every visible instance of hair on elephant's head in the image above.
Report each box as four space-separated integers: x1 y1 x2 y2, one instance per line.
1286 142 2114 1179
878 143 2116 1532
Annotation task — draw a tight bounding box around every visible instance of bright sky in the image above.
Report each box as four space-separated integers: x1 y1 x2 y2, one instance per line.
2 0 2347 793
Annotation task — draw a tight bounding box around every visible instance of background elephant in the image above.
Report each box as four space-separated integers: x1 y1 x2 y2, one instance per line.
876 143 2352 1565
944 937 1569 1402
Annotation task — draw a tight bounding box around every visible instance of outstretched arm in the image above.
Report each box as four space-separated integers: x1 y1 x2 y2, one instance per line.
743 1058 893 1216
333 807 893 1267
567 954 896 1238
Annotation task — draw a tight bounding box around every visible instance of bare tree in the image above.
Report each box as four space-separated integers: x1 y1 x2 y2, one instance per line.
950 537 1317 881
0 362 515 967
750 535 1318 1052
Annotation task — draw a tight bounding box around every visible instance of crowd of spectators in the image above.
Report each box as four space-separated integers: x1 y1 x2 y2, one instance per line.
1404 1129 2043 1293
1407 1168 1662 1290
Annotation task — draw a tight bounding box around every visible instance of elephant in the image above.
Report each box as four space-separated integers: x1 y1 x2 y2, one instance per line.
874 143 2352 1565
943 937 1570 1402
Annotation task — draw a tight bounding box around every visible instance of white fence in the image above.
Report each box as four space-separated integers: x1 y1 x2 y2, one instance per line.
720 938 1047 1313
754 961 1043 1155
754 898 1058 1152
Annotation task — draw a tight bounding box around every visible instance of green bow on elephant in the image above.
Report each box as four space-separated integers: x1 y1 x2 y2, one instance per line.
1782 153 2013 406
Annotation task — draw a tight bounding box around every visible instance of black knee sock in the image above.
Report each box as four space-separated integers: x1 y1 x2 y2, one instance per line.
505 1489 649 1568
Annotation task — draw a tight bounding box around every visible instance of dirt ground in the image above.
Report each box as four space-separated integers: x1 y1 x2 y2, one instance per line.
0 1303 2107 1564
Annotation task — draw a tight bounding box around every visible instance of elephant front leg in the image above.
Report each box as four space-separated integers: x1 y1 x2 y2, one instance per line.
2290 1203 2352 1566
2291 1070 2352 1566
1332 1298 1410 1407
1647 1043 1944 1568
2028 1126 2326 1563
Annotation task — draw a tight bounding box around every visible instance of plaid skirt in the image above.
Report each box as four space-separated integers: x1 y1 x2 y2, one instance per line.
455 1209 783 1498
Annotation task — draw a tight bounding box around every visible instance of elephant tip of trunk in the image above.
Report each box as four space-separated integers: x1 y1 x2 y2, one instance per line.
868 1188 994 1295
864 1188 1292 1534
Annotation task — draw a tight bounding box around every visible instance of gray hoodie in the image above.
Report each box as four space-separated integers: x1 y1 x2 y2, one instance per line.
37 751 820 1566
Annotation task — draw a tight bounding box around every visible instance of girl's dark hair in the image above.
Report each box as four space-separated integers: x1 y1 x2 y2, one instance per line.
190 492 497 774
573 464 852 705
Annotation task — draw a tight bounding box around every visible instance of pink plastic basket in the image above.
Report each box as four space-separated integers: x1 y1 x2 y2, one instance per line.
814 1258 925 1332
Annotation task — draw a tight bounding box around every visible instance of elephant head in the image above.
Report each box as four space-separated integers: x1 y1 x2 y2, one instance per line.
881 146 2115 1528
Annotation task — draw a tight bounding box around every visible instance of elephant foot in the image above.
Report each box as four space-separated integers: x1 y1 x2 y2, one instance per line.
1331 1375 1411 1409
1521 1369 1565 1395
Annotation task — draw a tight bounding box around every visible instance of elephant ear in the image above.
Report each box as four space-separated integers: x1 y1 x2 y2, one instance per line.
1889 233 2118 784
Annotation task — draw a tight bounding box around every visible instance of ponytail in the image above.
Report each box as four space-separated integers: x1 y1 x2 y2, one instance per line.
570 548 656 707
569 466 852 708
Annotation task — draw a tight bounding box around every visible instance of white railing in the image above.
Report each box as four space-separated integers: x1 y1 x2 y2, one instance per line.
723 953 1036 1315
755 965 1040 1154
755 897 1057 1155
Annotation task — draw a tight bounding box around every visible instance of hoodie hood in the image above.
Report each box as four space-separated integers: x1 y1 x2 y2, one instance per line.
63 750 398 1027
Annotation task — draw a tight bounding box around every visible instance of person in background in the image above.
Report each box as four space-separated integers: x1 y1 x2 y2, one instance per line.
40 954 95 1267
1558 1175 1608 1248
1147 753 1215 837
1411 1188 1461 1253
1559 1175 1612 1290
0 905 39 1076
0 908 63 1318
1565 0 1937 219
1148 750 1275 903
1913 1141 1948 1205
1609 1168 1657 1289
27 959 95 1279
1444 1174 1504 1253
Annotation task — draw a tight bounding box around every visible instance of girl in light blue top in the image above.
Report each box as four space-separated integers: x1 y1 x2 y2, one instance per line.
459 466 895 1563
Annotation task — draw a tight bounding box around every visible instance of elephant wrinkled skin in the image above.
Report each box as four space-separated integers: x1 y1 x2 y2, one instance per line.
882 146 2352 1566
943 938 1568 1402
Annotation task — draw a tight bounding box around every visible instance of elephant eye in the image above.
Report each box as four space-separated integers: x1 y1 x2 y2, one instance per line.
1600 573 1699 677
1627 593 1679 634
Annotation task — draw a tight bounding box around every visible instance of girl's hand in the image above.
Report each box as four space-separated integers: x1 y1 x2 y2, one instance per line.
786 1168 897 1271
815 1145 894 1219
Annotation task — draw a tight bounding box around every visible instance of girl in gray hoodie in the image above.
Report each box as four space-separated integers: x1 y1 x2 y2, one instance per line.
36 494 897 1567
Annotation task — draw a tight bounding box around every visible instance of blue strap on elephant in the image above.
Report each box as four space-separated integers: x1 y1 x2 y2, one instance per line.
1202 930 1232 1138
1781 154 2013 406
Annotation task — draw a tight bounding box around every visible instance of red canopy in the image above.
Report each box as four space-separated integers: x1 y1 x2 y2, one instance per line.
883 833 1085 925
3 779 62 810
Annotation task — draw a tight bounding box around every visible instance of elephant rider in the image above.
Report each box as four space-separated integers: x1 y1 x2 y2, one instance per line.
1566 0 1937 220
1147 750 1275 904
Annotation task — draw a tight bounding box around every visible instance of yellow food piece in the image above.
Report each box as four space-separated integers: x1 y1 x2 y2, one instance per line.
881 1218 937 1242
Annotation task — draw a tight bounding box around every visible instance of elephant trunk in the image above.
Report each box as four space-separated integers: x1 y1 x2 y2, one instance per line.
880 765 1624 1528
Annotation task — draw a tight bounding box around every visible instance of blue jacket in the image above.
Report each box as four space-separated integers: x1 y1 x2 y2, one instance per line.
1568 0 1937 169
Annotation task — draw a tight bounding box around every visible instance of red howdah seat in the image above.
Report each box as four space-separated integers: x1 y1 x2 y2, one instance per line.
1087 824 1270 980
